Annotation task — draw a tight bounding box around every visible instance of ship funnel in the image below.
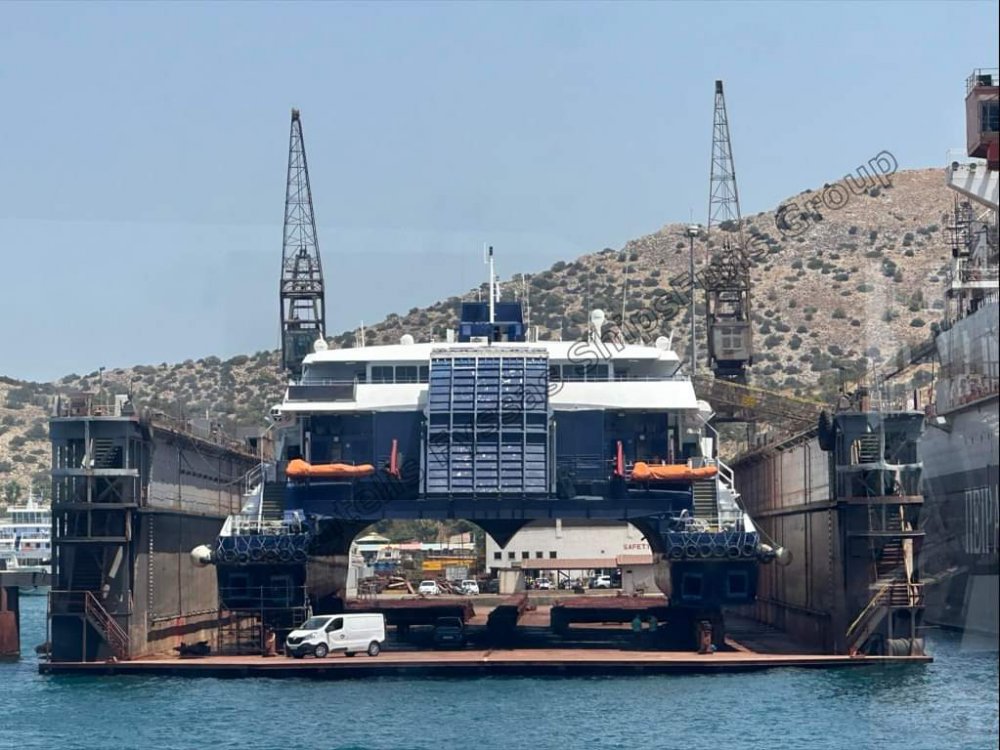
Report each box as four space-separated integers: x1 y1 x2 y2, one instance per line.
190 545 213 567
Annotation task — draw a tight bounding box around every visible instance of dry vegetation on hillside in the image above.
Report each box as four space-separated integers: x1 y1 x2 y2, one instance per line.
0 169 954 498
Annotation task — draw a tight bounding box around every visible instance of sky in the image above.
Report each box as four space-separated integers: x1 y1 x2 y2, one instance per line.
1 1 997 381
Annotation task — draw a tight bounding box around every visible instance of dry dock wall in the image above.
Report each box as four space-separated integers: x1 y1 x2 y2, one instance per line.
732 430 848 653
49 409 258 662
131 510 232 655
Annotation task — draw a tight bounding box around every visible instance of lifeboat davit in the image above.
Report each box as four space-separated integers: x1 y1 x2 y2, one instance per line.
630 462 718 482
286 459 375 479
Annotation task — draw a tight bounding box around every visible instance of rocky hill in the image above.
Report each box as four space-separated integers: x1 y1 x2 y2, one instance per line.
0 168 954 499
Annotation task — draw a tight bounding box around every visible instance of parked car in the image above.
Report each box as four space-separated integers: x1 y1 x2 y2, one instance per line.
593 574 613 589
432 617 466 648
418 580 441 596
285 613 386 659
482 578 500 594
535 578 552 590
460 579 480 595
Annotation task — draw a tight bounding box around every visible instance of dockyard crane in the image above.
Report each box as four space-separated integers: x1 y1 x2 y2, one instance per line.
704 80 753 384
279 109 326 378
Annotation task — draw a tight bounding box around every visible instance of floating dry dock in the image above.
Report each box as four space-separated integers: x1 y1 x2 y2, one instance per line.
40 646 930 678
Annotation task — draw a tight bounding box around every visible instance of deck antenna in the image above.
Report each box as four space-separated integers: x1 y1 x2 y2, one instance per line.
620 252 630 342
359 320 366 348
522 273 531 334
487 245 496 324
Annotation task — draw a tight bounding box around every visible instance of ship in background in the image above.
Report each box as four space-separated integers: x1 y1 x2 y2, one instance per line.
921 68 999 637
0 490 51 595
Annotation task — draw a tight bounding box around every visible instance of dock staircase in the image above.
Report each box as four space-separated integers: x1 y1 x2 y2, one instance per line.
83 591 130 660
91 438 123 469
846 503 925 654
853 434 881 464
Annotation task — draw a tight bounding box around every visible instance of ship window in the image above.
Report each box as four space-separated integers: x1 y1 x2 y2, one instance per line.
549 365 561 382
680 572 703 601
726 570 749 598
396 366 418 383
981 101 1000 134
419 366 430 383
371 366 394 383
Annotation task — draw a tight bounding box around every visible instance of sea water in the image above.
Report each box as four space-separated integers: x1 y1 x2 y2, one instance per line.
2 596 997 750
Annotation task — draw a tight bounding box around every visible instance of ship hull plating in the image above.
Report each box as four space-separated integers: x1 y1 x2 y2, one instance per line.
920 396 1000 637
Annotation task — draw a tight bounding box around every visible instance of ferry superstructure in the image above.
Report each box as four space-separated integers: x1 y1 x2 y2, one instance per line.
0 495 51 593
921 68 999 636
206 291 784 649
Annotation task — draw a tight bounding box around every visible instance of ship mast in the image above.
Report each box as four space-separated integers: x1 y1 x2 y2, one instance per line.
279 108 326 378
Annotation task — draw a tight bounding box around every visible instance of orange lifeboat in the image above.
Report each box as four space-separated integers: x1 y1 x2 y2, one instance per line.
286 459 375 480
630 462 718 482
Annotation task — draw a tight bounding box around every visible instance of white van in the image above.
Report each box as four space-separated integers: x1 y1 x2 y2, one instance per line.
285 613 386 658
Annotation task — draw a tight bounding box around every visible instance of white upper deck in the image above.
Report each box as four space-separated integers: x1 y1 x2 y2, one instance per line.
303 339 680 367
277 338 699 414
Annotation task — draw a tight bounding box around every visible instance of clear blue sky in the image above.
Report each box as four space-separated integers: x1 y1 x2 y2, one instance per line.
1 1 997 381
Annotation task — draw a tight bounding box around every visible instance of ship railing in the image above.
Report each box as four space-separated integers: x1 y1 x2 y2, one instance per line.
967 68 999 94
699 456 736 489
951 258 1000 286
143 409 253 456
227 514 306 537
51 394 124 419
83 591 130 660
294 374 693 386
932 362 1000 413
846 582 891 643
294 378 365 386
242 463 271 496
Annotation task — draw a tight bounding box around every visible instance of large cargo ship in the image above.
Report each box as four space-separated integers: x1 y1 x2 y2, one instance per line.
920 68 999 637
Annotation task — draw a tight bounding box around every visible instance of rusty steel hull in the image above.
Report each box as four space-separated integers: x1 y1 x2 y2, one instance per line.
732 430 845 652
